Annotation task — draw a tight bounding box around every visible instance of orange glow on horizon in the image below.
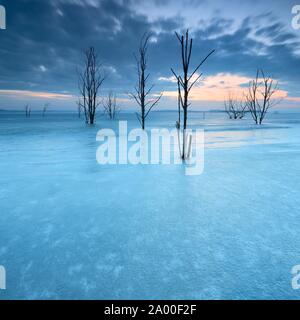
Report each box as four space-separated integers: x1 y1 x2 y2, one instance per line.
0 90 74 100
161 73 293 102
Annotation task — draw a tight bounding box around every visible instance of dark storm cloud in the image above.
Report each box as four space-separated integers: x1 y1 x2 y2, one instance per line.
0 0 299 107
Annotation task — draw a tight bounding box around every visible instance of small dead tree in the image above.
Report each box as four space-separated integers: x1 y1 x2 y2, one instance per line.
129 33 162 130
224 93 246 119
171 29 214 160
245 69 280 125
42 103 49 117
103 91 120 120
78 47 105 125
25 104 31 118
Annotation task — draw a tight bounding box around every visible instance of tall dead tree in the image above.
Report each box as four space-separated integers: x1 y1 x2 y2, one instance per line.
78 47 105 125
224 93 246 119
245 69 280 125
129 33 162 130
103 91 120 120
171 30 214 160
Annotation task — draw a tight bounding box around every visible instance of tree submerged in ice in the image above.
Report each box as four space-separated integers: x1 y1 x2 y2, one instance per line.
103 91 120 120
129 33 163 130
245 69 281 125
171 29 214 160
224 93 246 120
78 47 106 125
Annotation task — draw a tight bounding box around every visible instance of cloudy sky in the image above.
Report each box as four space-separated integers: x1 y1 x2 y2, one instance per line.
0 0 299 110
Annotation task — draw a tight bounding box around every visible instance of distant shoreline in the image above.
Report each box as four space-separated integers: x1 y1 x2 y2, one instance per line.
0 109 299 114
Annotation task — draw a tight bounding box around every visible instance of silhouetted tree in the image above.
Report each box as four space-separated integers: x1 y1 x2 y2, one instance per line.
224 93 246 119
25 104 31 118
42 103 49 117
78 47 105 125
245 70 280 125
171 29 214 159
129 33 162 130
103 91 120 120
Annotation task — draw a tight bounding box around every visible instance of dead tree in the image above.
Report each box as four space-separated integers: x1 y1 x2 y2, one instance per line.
224 93 246 119
129 33 162 130
103 91 120 120
171 30 214 160
78 47 105 125
25 104 31 118
245 69 280 125
42 103 49 117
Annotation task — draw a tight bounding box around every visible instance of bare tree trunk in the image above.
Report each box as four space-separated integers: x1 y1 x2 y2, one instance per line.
245 69 280 125
103 91 120 120
171 30 214 160
78 47 105 125
245 70 260 124
129 33 162 130
25 104 31 118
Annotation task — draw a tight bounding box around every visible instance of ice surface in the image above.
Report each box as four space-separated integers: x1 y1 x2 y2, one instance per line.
0 110 300 299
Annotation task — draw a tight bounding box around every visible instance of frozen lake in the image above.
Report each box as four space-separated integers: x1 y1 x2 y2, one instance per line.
0 110 300 299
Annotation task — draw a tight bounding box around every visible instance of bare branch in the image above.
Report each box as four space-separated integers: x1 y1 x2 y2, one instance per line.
145 93 163 119
188 49 215 82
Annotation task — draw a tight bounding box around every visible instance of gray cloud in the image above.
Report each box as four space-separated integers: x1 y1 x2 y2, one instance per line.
0 0 299 109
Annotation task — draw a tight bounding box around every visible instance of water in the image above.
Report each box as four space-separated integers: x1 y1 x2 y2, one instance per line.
0 110 300 299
